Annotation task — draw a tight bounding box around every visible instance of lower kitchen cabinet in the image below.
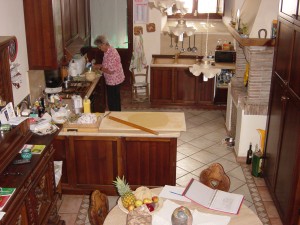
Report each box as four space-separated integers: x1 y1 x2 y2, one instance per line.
90 75 106 113
53 135 177 195
53 136 120 195
123 137 177 188
150 67 214 108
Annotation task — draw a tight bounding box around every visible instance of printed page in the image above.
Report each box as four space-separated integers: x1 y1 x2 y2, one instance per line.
159 185 191 202
183 179 216 208
209 190 244 214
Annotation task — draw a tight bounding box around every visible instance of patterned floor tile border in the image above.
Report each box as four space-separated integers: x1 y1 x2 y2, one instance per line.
241 164 270 225
75 195 90 225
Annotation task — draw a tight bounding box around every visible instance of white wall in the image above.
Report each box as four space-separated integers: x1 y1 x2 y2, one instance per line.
133 7 163 66
0 0 30 106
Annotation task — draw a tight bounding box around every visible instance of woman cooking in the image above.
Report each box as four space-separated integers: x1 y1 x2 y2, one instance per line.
94 35 125 111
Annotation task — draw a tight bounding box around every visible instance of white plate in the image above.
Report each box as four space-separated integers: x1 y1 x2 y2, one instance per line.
117 196 163 214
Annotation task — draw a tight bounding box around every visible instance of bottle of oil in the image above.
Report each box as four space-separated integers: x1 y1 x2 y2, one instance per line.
83 96 91 113
246 142 253 164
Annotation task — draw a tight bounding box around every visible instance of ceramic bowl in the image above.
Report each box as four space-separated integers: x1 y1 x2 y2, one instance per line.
85 71 96 81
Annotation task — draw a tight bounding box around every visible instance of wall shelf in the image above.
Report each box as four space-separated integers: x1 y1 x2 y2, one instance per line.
226 24 275 47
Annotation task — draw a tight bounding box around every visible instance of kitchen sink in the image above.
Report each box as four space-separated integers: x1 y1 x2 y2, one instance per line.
151 55 201 67
153 58 198 65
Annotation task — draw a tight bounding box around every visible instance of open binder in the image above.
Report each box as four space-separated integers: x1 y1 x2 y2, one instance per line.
182 178 244 214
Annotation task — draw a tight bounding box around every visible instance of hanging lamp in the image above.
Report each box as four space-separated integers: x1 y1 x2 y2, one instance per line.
189 13 221 80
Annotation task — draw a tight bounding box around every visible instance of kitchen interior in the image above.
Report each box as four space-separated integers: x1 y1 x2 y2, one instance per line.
0 0 299 225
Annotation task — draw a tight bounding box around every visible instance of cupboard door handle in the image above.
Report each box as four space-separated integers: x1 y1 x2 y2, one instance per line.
281 96 289 101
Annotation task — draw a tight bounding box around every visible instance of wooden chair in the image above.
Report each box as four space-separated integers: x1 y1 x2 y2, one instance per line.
88 190 109 225
130 66 149 102
199 163 230 192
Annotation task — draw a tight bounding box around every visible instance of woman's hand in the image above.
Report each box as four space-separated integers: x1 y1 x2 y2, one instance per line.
93 64 102 70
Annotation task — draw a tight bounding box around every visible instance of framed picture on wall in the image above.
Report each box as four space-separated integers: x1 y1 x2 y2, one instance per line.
134 0 149 24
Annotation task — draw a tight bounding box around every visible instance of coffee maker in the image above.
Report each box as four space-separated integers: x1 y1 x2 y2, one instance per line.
44 69 63 94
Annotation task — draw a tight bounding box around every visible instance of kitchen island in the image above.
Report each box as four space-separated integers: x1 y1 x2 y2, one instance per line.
53 111 186 195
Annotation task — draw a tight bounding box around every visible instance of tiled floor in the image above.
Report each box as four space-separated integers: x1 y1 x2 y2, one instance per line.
57 88 283 225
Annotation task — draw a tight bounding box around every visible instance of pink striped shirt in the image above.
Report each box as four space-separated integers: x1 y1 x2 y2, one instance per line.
102 47 125 85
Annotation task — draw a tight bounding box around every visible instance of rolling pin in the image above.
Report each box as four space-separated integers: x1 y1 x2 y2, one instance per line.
108 115 159 135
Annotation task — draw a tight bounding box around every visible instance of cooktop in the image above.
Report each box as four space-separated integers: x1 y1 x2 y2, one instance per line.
59 81 92 99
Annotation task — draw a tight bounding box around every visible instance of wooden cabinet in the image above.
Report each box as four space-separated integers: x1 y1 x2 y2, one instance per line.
0 36 16 104
53 135 178 195
264 14 300 225
0 121 64 225
174 68 198 104
61 0 91 60
150 67 173 104
150 67 214 108
90 75 106 113
23 0 91 69
53 136 121 195
273 19 294 82
23 0 64 69
123 137 177 188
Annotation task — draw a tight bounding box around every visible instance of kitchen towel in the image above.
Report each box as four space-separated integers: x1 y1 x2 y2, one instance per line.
130 33 147 72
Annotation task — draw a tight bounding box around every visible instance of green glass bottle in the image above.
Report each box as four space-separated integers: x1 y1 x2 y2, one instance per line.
252 144 263 177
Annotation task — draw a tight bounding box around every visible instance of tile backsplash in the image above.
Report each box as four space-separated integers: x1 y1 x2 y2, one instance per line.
160 32 234 56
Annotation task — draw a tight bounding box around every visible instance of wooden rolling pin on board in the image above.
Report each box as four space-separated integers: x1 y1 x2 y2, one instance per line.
108 115 159 135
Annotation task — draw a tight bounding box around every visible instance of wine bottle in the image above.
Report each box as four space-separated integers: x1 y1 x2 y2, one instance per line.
246 143 253 164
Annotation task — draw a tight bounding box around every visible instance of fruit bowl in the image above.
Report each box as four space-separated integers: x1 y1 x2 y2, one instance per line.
117 194 163 215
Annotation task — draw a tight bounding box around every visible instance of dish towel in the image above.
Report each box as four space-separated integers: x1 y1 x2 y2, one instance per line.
152 199 231 225
129 34 147 72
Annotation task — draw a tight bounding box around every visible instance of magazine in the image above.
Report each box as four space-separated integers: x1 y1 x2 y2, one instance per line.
19 144 46 154
0 188 16 211
182 178 244 214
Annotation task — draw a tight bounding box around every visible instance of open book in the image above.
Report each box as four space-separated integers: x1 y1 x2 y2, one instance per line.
182 178 244 214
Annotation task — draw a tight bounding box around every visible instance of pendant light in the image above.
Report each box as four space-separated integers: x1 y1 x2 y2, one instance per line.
189 13 221 80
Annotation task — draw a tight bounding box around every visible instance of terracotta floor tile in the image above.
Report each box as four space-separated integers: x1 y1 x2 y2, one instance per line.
257 186 273 201
263 201 280 218
253 177 267 186
269 217 283 225
59 195 84 213
59 213 78 224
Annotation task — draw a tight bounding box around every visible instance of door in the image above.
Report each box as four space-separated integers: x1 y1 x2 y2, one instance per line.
90 0 133 85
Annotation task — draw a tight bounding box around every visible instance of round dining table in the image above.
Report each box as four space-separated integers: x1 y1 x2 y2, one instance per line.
103 187 263 225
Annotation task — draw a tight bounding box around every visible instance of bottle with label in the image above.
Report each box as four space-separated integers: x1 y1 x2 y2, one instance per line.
246 142 253 164
216 39 222 50
83 96 91 113
252 144 263 177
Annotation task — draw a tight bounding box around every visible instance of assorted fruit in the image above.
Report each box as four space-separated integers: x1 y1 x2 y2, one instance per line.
113 176 160 212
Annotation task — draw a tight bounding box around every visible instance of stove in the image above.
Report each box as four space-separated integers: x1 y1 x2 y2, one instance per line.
59 81 92 99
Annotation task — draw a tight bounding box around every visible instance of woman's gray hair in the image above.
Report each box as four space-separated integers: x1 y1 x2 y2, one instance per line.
94 35 109 46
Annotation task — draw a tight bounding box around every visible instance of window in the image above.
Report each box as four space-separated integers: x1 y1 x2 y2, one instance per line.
168 0 224 19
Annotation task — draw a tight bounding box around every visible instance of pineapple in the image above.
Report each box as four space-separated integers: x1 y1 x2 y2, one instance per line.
113 176 136 209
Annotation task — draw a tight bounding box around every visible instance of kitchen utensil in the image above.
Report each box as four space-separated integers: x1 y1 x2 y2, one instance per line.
170 35 173 48
187 36 192 52
108 115 159 135
192 35 197 52
181 37 185 52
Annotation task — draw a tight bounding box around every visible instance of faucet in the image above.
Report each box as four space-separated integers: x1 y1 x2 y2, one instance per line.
174 52 181 64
